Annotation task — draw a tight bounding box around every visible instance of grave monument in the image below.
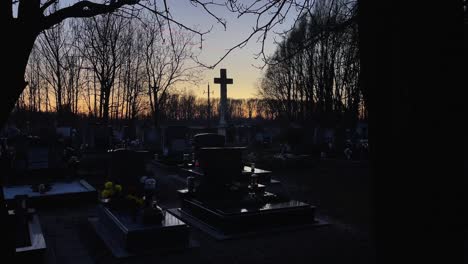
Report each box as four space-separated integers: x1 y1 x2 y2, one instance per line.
171 146 319 239
90 148 191 257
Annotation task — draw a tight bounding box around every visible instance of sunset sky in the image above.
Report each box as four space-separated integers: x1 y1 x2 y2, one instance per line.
162 1 297 99
43 1 298 100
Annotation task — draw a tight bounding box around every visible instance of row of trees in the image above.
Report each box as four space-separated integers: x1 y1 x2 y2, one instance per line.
16 1 364 128
149 95 279 122
259 0 364 127
18 7 199 127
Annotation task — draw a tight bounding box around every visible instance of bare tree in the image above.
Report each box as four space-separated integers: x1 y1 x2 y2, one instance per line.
25 46 43 112
37 21 67 114
142 16 200 128
258 0 361 126
77 12 129 124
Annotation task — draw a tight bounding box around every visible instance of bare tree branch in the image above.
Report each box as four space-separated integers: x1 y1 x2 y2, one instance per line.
42 0 139 30
40 0 59 13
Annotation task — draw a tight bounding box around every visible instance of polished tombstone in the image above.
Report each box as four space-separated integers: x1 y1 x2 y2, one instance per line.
90 148 191 257
10 195 46 263
172 147 318 239
108 148 149 186
158 126 191 165
3 180 97 209
182 133 274 184
90 204 189 256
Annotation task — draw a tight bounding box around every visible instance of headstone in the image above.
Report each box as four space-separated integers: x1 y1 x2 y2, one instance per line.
197 147 244 196
160 126 190 163
175 145 319 237
27 137 49 170
93 123 112 150
108 149 148 191
192 133 225 165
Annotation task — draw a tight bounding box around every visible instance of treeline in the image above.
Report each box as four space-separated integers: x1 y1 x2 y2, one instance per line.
147 95 278 122
17 6 199 127
15 0 365 129
259 0 365 127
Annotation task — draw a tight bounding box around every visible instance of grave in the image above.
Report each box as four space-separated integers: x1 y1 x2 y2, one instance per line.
89 204 190 257
158 126 191 166
3 180 97 209
182 133 275 184
89 148 193 258
87 123 113 152
171 147 324 240
9 195 46 263
26 136 49 171
108 148 150 189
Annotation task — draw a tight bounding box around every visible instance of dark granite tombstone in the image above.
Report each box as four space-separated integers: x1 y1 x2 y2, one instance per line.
173 147 318 238
90 204 190 257
196 147 243 197
192 133 225 148
108 149 148 189
182 133 273 184
93 123 112 151
26 136 49 171
91 149 191 257
192 133 225 165
160 126 190 165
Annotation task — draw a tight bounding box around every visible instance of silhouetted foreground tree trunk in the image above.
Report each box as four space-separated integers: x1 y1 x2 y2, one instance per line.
0 0 138 258
1 0 139 127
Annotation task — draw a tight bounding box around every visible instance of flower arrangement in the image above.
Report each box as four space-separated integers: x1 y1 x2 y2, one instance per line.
125 194 144 208
31 183 52 194
100 181 123 199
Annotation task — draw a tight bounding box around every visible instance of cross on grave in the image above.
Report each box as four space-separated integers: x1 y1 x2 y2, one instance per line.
214 69 233 127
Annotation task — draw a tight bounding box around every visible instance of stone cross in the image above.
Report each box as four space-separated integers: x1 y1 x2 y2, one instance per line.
214 69 233 127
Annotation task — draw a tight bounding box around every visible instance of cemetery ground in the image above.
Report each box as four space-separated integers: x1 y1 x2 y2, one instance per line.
26 159 374 264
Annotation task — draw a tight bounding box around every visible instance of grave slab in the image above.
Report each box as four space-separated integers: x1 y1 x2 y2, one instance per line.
88 204 195 258
3 180 97 208
10 207 47 263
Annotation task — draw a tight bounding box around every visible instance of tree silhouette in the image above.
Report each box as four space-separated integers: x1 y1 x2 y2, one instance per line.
1 0 139 127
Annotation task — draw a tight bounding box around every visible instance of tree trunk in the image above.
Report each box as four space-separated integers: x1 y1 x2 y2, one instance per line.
1 25 38 258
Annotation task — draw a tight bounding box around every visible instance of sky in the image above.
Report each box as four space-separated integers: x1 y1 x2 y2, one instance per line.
168 1 296 99
47 1 298 99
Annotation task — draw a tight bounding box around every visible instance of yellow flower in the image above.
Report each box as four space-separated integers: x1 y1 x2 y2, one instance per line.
135 199 144 206
104 181 113 189
101 190 111 198
114 185 122 192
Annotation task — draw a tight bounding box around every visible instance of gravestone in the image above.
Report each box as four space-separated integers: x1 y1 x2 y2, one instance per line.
26 136 49 171
196 147 244 197
192 133 225 163
182 133 273 183
90 149 191 258
93 123 112 150
108 149 151 195
159 126 190 165
174 146 320 238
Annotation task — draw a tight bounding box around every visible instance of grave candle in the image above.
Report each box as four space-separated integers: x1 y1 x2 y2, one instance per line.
250 162 255 173
187 177 195 193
